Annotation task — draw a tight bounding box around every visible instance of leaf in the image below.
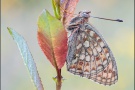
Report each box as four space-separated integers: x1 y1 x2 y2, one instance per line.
52 0 61 19
60 0 79 25
37 9 67 69
7 27 44 90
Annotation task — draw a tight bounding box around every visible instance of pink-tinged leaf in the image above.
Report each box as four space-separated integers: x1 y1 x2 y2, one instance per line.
60 0 79 26
7 27 44 90
37 9 67 69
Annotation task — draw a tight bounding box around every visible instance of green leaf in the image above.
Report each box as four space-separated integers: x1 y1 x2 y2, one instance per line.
52 0 61 19
7 27 44 90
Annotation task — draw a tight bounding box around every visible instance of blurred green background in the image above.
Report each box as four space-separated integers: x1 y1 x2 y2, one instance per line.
1 0 134 90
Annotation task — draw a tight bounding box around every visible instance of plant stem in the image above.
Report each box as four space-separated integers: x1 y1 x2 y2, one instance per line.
56 69 62 90
52 0 62 90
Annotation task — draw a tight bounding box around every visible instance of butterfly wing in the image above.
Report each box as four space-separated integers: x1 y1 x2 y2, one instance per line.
66 23 118 85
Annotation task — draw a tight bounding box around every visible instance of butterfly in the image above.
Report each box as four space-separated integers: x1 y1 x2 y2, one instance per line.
66 11 118 86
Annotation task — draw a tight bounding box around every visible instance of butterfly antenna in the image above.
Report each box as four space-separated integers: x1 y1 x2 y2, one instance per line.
90 16 123 22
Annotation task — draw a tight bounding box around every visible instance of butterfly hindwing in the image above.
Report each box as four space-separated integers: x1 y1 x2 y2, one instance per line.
66 21 118 85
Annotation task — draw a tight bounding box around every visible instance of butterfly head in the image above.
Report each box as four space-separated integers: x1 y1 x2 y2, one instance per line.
78 11 91 18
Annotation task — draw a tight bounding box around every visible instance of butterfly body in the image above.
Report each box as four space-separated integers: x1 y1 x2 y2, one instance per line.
66 11 118 85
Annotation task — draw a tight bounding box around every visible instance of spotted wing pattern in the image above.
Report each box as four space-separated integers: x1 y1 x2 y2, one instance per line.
66 23 118 85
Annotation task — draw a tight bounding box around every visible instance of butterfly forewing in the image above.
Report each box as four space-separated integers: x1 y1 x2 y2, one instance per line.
66 12 118 85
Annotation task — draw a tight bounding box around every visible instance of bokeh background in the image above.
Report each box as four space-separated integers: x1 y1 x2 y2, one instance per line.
1 0 134 90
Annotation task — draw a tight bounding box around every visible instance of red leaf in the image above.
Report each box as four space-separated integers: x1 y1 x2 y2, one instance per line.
60 0 79 26
37 10 67 69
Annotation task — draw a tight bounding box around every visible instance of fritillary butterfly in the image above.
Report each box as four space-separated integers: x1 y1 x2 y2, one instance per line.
66 11 119 85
